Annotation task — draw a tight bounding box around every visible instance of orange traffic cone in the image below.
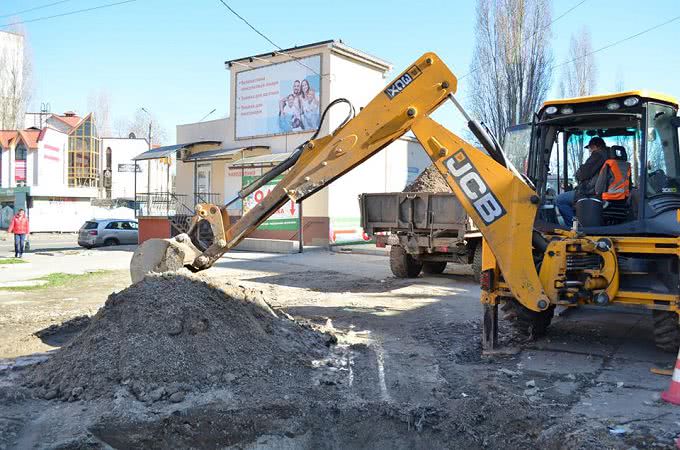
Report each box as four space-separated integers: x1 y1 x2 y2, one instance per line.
662 346 680 405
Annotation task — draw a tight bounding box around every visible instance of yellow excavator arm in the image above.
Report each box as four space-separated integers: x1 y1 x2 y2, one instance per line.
130 52 559 319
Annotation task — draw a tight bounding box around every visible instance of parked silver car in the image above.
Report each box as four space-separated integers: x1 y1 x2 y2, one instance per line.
78 219 139 248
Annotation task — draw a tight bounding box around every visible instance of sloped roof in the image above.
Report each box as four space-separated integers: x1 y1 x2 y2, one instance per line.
17 129 41 148
51 113 82 129
0 131 16 148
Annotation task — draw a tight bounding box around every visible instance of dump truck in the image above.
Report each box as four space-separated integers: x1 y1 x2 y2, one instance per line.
359 192 482 280
132 52 680 353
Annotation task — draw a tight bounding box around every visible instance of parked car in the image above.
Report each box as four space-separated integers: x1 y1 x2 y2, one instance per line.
78 219 139 248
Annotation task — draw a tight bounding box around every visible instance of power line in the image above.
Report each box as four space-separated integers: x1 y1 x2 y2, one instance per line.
215 0 324 77
0 0 73 19
459 0 588 81
0 0 138 29
549 14 680 71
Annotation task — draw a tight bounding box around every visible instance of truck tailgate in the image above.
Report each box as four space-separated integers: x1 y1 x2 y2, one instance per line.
359 192 467 233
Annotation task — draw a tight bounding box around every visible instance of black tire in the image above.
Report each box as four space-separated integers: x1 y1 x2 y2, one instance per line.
653 310 680 353
472 243 482 283
389 245 423 278
103 238 119 247
422 261 447 274
501 298 555 337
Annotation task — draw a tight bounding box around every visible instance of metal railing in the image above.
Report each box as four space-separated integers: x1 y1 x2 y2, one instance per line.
135 192 193 217
193 192 222 206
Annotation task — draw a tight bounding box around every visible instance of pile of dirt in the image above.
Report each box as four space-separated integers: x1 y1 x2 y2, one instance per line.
403 165 452 193
27 274 334 402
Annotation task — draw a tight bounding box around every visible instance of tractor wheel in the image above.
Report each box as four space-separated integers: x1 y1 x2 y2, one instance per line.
501 298 555 337
389 245 423 278
653 310 680 353
471 243 482 283
422 261 447 274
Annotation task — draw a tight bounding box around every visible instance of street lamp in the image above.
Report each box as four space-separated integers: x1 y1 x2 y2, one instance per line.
141 107 152 150
198 108 216 123
141 108 153 198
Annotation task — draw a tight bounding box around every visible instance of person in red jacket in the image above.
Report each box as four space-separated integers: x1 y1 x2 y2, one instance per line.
8 208 29 258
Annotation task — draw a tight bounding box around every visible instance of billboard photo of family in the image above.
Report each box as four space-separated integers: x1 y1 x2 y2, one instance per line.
235 55 321 139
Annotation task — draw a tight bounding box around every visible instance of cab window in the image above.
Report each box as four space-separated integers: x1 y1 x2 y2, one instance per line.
646 103 680 196
503 124 531 174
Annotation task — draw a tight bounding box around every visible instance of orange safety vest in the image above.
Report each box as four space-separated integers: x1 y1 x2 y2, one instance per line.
597 159 631 201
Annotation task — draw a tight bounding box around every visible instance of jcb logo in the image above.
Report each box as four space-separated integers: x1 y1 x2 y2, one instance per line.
384 65 422 99
445 150 506 225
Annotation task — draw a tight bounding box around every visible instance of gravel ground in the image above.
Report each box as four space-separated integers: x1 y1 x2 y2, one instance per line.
0 251 677 449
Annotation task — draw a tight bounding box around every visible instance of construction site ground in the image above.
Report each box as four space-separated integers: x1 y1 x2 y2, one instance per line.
0 246 678 448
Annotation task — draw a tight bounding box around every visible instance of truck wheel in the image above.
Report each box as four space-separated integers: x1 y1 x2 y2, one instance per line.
422 261 447 274
653 310 680 353
389 245 423 278
501 298 554 337
472 244 482 283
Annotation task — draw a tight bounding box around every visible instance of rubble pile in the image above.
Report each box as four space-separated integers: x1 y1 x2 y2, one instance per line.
28 274 333 402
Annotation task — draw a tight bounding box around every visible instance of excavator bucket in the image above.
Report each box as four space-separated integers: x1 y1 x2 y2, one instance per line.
129 234 202 284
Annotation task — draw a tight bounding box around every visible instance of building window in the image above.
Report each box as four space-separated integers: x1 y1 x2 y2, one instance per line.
68 116 100 187
106 147 112 170
15 143 27 186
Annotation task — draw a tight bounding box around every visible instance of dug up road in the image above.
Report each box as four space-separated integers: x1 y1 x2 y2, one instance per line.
0 249 679 449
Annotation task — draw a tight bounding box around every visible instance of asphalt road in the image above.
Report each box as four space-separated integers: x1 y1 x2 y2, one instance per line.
0 237 83 255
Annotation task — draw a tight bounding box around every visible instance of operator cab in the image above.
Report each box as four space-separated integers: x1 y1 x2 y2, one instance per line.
504 91 680 236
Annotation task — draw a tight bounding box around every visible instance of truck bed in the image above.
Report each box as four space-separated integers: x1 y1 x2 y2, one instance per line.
359 192 467 234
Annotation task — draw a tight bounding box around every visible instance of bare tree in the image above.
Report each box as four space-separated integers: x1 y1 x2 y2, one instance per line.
128 108 167 146
559 27 597 175
113 117 129 138
0 25 32 130
87 89 112 136
613 68 624 92
469 0 553 145
559 27 596 98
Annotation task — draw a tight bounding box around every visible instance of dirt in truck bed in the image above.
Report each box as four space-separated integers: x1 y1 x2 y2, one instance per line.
404 164 452 193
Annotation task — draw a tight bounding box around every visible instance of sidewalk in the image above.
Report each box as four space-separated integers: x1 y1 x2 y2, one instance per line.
0 247 135 284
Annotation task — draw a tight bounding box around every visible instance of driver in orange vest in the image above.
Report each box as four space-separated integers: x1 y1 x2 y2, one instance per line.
556 137 608 225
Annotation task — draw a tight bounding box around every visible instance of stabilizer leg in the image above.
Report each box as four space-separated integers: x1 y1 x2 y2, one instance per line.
482 303 498 351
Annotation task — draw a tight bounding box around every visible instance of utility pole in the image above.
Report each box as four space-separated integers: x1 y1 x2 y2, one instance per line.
141 108 153 199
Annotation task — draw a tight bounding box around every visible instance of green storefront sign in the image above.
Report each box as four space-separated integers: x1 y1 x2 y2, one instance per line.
0 186 30 197
242 175 299 231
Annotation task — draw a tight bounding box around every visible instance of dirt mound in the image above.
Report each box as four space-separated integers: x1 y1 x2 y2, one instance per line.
403 165 452 193
28 274 334 402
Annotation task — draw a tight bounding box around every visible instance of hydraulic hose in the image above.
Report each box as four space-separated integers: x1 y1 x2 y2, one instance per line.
233 98 355 203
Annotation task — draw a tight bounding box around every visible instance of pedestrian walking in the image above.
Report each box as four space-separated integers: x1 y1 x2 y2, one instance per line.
8 208 29 258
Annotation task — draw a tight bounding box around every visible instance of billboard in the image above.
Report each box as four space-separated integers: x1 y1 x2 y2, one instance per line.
235 55 321 139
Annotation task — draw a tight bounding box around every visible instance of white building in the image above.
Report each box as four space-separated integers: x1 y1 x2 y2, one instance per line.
0 111 153 232
156 40 429 245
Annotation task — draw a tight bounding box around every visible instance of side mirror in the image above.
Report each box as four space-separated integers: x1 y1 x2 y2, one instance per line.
671 116 680 128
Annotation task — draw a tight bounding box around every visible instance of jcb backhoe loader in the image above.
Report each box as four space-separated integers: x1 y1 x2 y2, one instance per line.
131 53 680 352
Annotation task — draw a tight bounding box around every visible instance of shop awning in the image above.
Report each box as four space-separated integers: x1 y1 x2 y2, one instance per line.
133 141 221 161
230 152 292 168
184 145 270 162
